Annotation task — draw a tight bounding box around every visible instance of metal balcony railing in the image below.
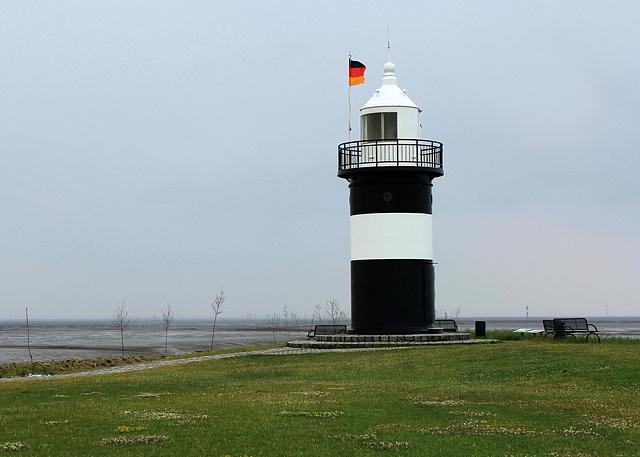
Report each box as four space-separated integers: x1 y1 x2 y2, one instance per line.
338 139 443 172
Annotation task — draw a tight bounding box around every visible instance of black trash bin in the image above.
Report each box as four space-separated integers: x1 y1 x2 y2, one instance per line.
475 320 486 338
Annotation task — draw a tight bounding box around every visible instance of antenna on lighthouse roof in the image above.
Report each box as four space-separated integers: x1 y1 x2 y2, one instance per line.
387 22 391 62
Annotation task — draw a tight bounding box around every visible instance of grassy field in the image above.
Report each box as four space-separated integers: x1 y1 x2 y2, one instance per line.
1 338 639 456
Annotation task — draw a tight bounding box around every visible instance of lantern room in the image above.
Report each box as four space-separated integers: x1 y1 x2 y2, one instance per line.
360 61 420 141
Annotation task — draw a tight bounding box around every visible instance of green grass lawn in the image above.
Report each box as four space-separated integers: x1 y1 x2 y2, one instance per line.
1 339 639 456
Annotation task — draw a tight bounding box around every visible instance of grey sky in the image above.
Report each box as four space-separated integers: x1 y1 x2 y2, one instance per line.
1 1 638 319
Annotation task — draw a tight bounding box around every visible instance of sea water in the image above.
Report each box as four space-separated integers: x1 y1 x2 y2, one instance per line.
0 318 285 365
1 317 639 364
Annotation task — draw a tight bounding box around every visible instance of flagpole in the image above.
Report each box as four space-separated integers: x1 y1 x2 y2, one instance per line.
348 53 352 142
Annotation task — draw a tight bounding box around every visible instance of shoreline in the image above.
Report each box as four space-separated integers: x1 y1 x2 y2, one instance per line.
2 317 639 365
0 354 166 379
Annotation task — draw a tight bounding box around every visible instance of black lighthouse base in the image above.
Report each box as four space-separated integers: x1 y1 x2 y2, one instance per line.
350 258 437 334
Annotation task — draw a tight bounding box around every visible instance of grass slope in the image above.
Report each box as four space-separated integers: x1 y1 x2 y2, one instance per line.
1 340 639 456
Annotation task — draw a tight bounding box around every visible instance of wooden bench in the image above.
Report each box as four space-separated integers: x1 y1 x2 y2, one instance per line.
307 324 347 339
543 318 600 342
434 319 458 333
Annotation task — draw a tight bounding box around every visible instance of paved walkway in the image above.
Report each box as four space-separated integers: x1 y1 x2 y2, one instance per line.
2 339 494 382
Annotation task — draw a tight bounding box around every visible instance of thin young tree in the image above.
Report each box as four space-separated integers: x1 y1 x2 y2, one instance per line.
111 301 130 357
26 307 33 362
312 303 323 326
161 303 175 356
325 297 344 324
267 312 280 344
243 313 254 330
209 288 225 351
437 305 461 319
282 305 290 341
290 309 302 340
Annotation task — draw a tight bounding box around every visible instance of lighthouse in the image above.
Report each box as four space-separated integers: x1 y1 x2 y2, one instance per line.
338 60 444 334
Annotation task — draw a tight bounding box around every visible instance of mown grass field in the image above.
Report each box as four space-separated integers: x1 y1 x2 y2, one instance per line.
1 338 639 456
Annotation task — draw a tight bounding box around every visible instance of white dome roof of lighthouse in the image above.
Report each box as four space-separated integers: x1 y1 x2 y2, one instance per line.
361 61 419 110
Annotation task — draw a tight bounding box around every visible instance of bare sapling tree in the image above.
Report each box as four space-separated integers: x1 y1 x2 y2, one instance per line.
243 313 254 330
209 288 225 351
312 303 323 326
161 303 175 356
290 308 302 339
437 305 461 319
325 297 346 324
26 307 33 362
267 312 280 344
248 313 258 329
282 305 290 341
111 301 131 357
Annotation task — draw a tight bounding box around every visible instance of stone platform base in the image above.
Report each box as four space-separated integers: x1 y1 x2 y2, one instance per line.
288 332 474 349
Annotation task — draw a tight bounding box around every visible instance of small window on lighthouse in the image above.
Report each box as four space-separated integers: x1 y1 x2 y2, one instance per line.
383 112 398 139
362 112 397 140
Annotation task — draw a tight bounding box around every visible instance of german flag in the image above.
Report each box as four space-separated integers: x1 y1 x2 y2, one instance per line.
349 60 366 86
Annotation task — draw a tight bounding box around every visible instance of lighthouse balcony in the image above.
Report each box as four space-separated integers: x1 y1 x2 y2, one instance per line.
338 139 443 176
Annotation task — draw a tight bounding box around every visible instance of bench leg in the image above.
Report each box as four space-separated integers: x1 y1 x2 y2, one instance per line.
586 333 600 343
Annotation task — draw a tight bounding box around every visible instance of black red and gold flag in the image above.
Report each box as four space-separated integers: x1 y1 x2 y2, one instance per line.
349 60 366 86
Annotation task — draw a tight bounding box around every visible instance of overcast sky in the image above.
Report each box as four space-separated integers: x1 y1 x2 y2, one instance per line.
1 1 638 320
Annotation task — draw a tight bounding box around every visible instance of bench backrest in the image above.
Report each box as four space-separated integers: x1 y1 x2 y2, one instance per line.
553 318 588 332
543 320 554 333
314 324 347 335
434 319 457 332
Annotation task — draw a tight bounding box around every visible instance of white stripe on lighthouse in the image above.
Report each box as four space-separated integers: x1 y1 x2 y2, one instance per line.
350 213 433 260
